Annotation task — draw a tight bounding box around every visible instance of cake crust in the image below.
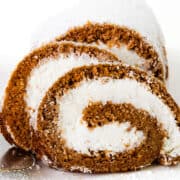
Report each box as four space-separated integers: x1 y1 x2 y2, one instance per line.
57 22 167 81
1 42 119 150
34 64 180 172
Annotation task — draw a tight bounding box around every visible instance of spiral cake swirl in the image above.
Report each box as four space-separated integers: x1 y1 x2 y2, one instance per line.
1 0 180 174
34 64 180 173
1 42 179 173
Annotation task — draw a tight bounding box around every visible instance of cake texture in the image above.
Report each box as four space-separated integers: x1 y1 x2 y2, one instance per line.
1 0 179 174
34 64 180 173
1 42 119 151
1 41 180 173
32 0 168 82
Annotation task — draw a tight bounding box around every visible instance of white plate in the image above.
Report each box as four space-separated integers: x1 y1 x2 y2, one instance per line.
0 49 180 180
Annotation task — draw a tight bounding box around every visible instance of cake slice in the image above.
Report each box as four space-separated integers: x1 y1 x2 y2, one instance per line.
34 64 180 173
1 42 119 151
33 0 168 82
1 41 180 173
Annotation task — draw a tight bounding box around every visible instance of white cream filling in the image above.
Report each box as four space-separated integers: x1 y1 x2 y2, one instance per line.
60 120 144 154
65 41 145 71
108 45 144 67
25 54 116 129
25 46 142 130
58 78 180 157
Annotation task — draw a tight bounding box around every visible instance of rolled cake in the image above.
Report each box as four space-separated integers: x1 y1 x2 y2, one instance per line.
34 64 180 173
1 0 179 172
33 0 168 82
1 42 119 150
1 41 180 173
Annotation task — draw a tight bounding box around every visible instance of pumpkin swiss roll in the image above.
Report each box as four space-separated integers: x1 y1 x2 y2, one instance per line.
1 42 180 173
33 64 180 173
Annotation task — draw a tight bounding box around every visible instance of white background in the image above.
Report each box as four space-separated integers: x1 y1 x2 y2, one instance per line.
0 0 180 61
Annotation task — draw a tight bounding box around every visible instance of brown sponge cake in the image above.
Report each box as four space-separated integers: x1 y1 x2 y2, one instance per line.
34 64 180 173
1 42 119 151
57 23 167 82
32 0 168 82
1 42 179 173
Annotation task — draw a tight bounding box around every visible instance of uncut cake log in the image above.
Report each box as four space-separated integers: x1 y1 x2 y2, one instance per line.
1 42 119 150
34 64 180 173
33 0 168 82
